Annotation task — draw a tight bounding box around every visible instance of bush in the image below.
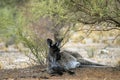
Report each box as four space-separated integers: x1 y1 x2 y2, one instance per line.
19 27 48 66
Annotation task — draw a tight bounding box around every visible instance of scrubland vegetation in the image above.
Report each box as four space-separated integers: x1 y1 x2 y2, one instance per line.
0 0 120 79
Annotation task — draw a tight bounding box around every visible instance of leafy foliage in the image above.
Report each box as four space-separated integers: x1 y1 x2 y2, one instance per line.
0 0 120 66
19 32 48 66
68 0 120 26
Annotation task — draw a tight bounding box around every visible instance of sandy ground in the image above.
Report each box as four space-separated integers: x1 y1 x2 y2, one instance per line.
0 65 120 80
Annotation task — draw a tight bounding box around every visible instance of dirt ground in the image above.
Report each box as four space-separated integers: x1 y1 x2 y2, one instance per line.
0 65 120 80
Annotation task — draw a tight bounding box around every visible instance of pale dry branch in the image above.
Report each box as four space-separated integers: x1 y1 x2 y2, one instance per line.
112 34 120 43
75 27 120 32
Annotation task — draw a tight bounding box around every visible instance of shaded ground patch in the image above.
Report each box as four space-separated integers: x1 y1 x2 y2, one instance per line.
0 65 120 80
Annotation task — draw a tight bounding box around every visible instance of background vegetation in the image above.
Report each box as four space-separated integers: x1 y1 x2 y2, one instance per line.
0 0 120 65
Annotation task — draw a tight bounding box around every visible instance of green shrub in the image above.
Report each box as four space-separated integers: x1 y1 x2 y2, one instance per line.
19 28 48 66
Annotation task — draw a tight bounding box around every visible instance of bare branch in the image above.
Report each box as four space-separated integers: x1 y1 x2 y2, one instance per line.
60 23 75 48
112 34 120 43
75 27 120 32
